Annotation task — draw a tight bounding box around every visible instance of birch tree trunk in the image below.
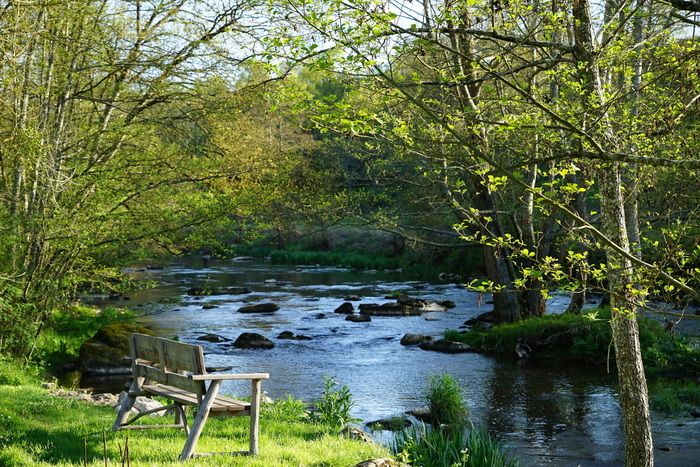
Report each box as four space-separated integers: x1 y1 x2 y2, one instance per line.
572 0 653 463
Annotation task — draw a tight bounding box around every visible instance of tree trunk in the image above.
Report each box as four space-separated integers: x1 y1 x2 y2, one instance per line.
572 0 654 463
599 163 653 467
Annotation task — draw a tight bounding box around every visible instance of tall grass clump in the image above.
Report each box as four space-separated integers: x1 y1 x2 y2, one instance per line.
393 425 518 467
426 374 468 428
393 374 517 467
309 376 359 428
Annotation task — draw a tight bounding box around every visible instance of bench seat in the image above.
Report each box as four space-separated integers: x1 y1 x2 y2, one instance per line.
140 383 250 415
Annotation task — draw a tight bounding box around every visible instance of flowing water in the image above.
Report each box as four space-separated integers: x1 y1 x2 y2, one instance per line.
85 258 700 466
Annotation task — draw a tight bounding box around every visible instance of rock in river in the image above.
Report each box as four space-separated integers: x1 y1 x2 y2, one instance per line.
334 302 355 314
419 339 473 354
400 333 433 346
233 332 274 349
79 322 154 375
346 314 371 323
366 416 412 431
219 286 252 295
196 333 230 343
238 302 280 313
277 331 312 340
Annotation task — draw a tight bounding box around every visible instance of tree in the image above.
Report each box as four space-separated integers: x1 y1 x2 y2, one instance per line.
271 0 700 465
0 0 275 354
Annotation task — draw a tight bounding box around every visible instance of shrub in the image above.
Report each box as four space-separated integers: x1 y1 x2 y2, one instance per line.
426 374 468 429
0 291 38 358
309 376 359 428
263 394 308 422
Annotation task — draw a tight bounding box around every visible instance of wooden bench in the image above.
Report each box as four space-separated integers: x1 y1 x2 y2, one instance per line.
113 333 269 460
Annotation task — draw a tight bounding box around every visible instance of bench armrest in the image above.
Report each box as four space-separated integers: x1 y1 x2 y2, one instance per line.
189 373 270 381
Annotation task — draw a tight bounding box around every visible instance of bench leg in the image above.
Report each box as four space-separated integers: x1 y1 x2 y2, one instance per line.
179 380 221 460
250 379 262 455
113 378 141 431
175 404 189 436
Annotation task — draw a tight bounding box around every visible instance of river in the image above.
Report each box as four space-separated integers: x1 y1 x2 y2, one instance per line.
86 258 700 466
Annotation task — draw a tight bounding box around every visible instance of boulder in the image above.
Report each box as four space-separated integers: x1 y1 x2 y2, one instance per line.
346 314 371 323
400 333 433 346
366 416 412 431
314 313 327 319
438 272 462 282
219 286 252 295
464 310 496 325
202 303 218 310
359 302 420 316
79 323 153 375
406 408 431 423
344 295 362 301
359 298 447 316
341 426 373 444
196 333 230 343
354 459 408 467
238 302 279 313
334 302 355 314
187 286 209 296
419 339 473 354
438 300 457 309
277 331 313 340
233 332 274 349
116 392 166 417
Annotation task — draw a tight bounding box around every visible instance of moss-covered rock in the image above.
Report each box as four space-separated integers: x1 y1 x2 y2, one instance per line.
78 322 153 375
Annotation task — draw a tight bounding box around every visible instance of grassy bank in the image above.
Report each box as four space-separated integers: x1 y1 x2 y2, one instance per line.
445 308 700 377
0 363 388 466
233 244 484 280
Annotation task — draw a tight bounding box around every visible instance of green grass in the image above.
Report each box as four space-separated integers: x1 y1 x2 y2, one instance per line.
0 381 388 466
445 308 700 376
649 380 700 415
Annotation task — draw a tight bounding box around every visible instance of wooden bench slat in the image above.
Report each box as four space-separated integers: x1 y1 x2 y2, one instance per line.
141 384 249 413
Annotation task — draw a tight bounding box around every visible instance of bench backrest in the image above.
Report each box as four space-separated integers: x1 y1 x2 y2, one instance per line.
130 333 206 395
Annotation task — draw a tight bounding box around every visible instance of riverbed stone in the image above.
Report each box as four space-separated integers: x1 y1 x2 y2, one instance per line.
400 333 433 346
219 286 252 295
237 302 279 313
344 295 362 301
341 426 374 443
406 408 431 423
277 331 313 340
187 286 209 296
464 310 496 325
202 302 219 309
419 339 473 353
116 392 166 417
346 314 371 323
354 458 408 467
334 302 355 314
233 332 274 349
79 322 153 375
366 416 412 431
359 302 421 316
196 333 230 343
438 300 457 309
